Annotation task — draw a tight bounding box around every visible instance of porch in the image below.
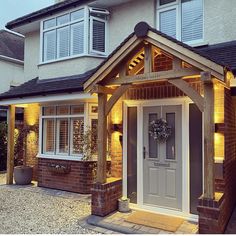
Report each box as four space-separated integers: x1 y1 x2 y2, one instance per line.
84 22 236 234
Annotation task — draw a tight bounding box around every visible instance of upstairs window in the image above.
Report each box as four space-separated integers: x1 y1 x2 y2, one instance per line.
157 0 203 44
41 7 109 62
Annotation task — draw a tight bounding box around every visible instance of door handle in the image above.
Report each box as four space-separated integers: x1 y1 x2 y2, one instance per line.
143 147 146 159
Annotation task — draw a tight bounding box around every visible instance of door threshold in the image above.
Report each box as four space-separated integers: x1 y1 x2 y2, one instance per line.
129 203 198 223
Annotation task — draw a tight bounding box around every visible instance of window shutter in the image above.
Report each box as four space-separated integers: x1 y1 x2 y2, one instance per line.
159 8 177 38
57 119 69 154
43 30 56 61
91 17 106 53
181 0 203 42
43 119 55 154
71 22 84 55
57 26 70 58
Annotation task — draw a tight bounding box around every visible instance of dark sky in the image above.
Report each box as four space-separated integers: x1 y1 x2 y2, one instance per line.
0 0 55 29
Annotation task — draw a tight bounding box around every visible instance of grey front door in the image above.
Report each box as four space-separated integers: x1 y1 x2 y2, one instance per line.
143 105 182 210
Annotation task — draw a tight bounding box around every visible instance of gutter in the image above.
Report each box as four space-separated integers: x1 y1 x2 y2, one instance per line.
0 55 24 65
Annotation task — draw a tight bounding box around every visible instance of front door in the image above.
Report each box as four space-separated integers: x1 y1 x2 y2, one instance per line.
143 105 182 210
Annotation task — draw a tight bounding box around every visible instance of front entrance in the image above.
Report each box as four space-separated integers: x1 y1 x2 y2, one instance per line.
143 105 182 210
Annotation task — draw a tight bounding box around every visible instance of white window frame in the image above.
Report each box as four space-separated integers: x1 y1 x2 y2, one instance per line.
40 6 109 64
39 105 85 160
89 16 108 56
156 0 204 45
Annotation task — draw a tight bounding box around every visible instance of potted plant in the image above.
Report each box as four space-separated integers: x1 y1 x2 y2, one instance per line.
13 124 38 185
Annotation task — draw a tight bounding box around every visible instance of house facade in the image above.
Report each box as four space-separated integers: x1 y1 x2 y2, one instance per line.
0 30 24 121
1 0 236 233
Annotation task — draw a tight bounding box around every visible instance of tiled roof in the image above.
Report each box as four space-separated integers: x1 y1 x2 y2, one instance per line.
0 30 24 61
0 69 95 100
6 0 87 30
197 41 236 74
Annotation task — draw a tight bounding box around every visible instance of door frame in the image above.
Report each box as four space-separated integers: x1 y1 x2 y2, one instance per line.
123 97 198 221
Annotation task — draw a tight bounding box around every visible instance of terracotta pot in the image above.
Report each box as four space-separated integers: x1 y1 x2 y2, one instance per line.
14 166 33 185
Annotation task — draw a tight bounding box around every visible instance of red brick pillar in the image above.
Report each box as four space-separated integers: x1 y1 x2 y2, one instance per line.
91 178 122 216
197 193 226 233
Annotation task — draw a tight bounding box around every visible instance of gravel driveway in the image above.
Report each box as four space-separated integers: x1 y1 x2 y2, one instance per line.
0 174 97 234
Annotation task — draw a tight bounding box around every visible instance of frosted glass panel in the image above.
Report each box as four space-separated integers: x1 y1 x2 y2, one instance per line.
166 113 175 160
149 113 158 158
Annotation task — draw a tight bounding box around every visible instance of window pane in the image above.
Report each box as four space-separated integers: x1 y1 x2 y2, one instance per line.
43 119 55 153
57 106 69 115
159 8 177 38
71 104 84 114
160 0 176 5
44 18 56 29
71 118 84 155
43 30 56 61
57 26 70 58
149 113 158 158
43 106 56 116
57 14 70 25
91 119 98 155
92 19 105 53
182 0 203 42
166 113 175 160
57 119 69 154
71 22 84 55
71 9 84 21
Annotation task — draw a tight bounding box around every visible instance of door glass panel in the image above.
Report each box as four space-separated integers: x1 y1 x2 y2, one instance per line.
149 113 158 158
166 113 175 160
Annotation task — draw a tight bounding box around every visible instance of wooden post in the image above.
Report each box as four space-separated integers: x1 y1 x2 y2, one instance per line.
6 105 15 185
97 93 107 184
144 44 152 73
201 71 215 199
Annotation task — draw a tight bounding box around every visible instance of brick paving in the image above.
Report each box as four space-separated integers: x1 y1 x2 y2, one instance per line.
87 210 198 234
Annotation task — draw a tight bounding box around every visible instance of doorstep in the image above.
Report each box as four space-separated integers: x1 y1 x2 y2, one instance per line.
87 210 198 234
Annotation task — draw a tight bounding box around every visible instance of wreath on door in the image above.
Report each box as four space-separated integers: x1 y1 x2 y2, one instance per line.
149 118 172 143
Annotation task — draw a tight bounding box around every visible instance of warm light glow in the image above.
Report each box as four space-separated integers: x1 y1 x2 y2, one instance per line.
214 83 224 123
25 104 39 126
15 104 28 108
214 133 224 162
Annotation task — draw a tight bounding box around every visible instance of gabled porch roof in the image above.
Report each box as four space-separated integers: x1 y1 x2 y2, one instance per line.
84 22 227 92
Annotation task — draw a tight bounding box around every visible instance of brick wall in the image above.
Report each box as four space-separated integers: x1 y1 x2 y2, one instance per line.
198 88 236 233
91 178 122 216
38 158 97 193
38 158 111 193
24 104 40 180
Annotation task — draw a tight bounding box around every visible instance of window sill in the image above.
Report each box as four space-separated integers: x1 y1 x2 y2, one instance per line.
38 53 107 67
37 154 83 162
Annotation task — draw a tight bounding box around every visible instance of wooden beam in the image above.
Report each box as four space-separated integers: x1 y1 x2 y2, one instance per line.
173 57 182 70
6 105 15 185
201 71 215 199
105 84 131 117
145 36 225 81
168 78 204 112
107 68 200 86
84 36 142 91
90 84 115 94
144 44 152 73
97 93 107 184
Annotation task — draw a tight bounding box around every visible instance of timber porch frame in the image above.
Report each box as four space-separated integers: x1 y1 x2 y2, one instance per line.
83 22 231 201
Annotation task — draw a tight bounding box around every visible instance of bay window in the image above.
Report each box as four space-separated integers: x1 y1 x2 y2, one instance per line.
41 7 109 63
42 104 85 157
157 0 203 44
40 104 98 160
